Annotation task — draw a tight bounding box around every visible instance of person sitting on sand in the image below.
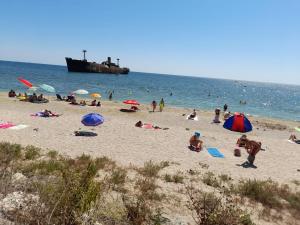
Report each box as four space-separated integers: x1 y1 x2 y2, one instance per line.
237 135 249 147
224 111 231 121
213 108 221 123
131 105 138 111
245 140 261 165
96 101 101 107
189 132 203 152
8 90 16 98
37 94 44 101
135 121 143 128
90 100 96 106
188 109 197 120
289 134 300 144
70 98 78 105
29 93 38 102
151 100 157 112
79 100 86 106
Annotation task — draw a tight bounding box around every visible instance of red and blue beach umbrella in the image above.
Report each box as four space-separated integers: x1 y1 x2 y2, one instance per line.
81 113 104 126
223 113 252 133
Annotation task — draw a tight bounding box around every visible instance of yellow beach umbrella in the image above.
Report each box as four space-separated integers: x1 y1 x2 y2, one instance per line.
90 93 101 98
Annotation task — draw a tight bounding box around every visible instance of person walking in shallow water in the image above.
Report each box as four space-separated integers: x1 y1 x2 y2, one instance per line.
108 92 113 101
159 98 165 112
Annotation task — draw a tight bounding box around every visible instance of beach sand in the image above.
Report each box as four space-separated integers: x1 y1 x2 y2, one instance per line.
0 93 299 185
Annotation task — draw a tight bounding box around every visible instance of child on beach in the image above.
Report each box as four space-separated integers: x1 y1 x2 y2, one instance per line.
213 108 221 123
189 132 203 152
151 100 157 112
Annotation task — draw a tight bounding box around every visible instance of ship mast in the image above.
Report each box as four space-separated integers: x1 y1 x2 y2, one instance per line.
82 50 87 61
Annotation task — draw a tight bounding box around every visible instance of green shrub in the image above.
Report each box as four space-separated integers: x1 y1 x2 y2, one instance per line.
47 150 58 159
0 142 22 165
235 179 282 208
186 186 255 225
164 172 184 184
24 145 41 160
202 172 221 188
138 161 166 178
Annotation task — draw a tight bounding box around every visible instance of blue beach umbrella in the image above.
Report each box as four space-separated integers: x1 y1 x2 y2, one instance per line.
223 113 252 133
81 113 104 126
40 84 56 93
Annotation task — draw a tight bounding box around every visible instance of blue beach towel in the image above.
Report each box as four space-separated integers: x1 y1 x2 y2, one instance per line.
207 148 224 158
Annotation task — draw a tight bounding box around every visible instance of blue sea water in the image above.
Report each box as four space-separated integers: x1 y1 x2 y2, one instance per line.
0 60 299 121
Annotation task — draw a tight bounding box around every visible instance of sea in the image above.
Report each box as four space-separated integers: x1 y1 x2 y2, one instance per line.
0 60 299 121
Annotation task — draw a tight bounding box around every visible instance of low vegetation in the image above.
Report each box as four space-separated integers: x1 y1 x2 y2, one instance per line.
0 142 299 225
186 185 255 225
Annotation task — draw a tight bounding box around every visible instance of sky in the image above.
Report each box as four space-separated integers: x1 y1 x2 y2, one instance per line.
0 0 299 84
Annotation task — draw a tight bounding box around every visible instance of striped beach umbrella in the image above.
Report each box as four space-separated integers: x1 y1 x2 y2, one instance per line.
223 113 252 133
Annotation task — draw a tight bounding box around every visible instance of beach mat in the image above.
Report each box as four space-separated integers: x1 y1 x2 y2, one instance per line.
8 124 29 130
186 115 198 121
207 148 224 158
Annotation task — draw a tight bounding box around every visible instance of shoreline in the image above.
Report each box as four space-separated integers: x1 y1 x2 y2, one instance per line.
2 91 299 123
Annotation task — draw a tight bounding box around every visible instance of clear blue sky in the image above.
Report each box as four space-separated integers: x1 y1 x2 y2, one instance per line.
1 0 299 84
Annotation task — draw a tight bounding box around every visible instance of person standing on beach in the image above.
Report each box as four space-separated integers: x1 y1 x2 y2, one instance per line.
159 98 165 112
151 100 157 112
243 140 261 166
223 104 228 112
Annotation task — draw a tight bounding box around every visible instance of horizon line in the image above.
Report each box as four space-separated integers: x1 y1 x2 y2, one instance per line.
0 58 299 87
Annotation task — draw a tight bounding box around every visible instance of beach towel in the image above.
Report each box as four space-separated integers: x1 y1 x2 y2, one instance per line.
0 123 15 129
207 148 224 158
8 124 29 130
143 123 154 129
186 115 199 121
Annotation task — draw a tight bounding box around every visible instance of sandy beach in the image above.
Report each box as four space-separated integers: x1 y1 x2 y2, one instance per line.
0 92 299 184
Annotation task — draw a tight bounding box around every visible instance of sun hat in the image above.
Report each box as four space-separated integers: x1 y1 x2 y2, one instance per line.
194 132 201 137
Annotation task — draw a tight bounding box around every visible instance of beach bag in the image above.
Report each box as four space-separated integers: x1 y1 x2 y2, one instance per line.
234 148 241 157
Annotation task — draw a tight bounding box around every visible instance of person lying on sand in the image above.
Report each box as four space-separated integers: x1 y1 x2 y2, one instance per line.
135 121 169 130
289 134 300 144
188 109 197 120
237 135 249 147
189 132 203 152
